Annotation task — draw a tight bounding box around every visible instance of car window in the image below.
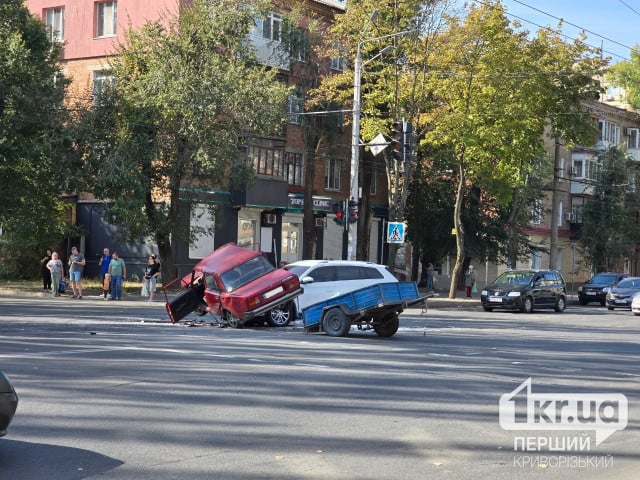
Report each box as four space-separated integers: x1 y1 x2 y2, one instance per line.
361 267 385 280
616 278 639 288
591 274 618 284
494 272 534 285
544 272 559 284
308 266 335 282
335 266 363 281
220 255 275 292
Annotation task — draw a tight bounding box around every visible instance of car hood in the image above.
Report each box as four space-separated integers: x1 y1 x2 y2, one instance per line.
0 372 16 394
230 269 298 296
610 287 640 295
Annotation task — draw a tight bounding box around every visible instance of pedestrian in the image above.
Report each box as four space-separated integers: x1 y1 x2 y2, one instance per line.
426 262 434 289
108 251 127 300
40 248 52 291
465 265 477 298
98 247 112 299
68 246 86 299
47 252 64 297
143 254 161 302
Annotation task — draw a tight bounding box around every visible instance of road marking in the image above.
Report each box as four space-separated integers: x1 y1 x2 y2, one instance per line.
0 346 139 358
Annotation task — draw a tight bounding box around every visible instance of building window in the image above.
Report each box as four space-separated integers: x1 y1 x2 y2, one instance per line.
325 158 341 190
262 13 282 42
96 1 117 38
330 44 347 71
369 172 377 195
284 152 303 186
530 249 542 269
627 128 639 149
598 119 620 145
287 91 304 125
92 70 114 104
45 7 65 43
248 145 284 178
530 199 542 225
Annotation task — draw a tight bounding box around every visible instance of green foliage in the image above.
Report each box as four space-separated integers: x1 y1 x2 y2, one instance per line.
608 48 640 109
0 0 71 267
579 147 640 271
71 0 290 274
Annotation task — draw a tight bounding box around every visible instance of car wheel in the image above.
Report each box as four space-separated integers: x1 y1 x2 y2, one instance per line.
267 302 293 327
554 296 566 312
521 296 533 313
224 310 242 328
322 308 351 337
600 300 606 307
482 306 493 312
607 306 614 311
373 314 399 337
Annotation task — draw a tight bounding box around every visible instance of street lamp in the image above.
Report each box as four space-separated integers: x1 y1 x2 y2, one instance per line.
349 30 412 260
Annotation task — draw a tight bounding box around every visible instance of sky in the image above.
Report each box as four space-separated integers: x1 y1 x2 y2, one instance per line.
458 0 640 64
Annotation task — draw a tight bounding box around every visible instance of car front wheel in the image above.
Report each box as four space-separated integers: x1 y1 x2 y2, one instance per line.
267 302 293 327
607 306 614 311
554 296 566 312
224 310 242 328
521 296 533 313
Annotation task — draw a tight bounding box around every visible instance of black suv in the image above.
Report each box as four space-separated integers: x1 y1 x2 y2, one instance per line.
481 270 567 313
577 272 628 306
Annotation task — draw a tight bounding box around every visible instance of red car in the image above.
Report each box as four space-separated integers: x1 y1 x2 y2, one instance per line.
166 243 302 328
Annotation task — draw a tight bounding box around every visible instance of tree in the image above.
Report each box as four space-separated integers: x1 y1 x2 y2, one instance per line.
71 0 290 280
608 48 640 109
579 146 640 271
0 0 72 277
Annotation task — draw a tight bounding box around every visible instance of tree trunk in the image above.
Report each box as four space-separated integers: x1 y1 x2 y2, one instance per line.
302 146 317 260
449 161 466 299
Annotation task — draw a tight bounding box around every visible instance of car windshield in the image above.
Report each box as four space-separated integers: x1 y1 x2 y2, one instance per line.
220 255 275 292
615 278 640 289
493 271 534 286
284 265 309 277
590 274 618 284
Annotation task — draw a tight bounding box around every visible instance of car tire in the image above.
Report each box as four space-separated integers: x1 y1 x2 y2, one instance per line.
267 302 293 327
607 306 614 311
373 314 399 337
322 308 351 337
482 306 493 312
224 310 242 328
554 296 566 312
600 300 606 307
634 312 640 316
521 296 533 313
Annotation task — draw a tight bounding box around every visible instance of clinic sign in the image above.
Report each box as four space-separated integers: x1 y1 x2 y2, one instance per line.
386 222 405 244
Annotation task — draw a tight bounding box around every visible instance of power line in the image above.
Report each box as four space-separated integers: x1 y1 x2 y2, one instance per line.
617 0 640 19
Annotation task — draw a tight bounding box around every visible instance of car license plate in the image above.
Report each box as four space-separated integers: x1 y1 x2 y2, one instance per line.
615 299 627 304
489 296 502 303
586 292 596 295
263 286 284 299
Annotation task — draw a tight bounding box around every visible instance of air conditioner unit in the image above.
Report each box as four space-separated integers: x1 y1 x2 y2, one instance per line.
565 212 576 222
264 213 277 225
315 217 326 227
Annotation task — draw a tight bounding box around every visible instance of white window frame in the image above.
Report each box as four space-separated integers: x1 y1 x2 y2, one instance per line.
287 92 304 125
92 70 114 104
284 152 304 186
598 119 620 145
96 1 117 38
45 7 65 43
325 158 341 190
262 13 283 43
627 128 639 149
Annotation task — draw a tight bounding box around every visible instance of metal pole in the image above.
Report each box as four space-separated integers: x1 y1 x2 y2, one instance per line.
349 43 362 261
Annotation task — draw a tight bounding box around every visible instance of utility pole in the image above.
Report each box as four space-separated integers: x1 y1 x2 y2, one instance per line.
549 136 561 270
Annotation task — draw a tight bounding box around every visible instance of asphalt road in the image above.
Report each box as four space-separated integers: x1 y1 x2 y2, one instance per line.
0 295 638 480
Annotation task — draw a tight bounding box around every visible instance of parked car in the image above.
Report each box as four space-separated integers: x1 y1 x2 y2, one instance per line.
283 260 398 318
605 277 640 310
166 243 302 327
630 292 640 316
577 272 628 306
0 371 18 437
480 270 567 313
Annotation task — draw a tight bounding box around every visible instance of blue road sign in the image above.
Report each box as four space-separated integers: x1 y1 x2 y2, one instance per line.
387 222 405 244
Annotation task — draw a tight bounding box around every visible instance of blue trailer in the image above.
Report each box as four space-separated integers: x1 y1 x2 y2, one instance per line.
301 282 428 337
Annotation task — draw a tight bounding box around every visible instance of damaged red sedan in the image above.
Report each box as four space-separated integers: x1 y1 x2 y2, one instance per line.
165 243 302 328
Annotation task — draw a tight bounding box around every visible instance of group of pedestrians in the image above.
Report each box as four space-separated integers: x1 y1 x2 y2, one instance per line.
41 246 160 301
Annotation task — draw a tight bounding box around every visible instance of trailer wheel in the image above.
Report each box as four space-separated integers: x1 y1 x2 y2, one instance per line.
323 308 351 337
267 302 293 327
373 314 399 337
224 310 242 329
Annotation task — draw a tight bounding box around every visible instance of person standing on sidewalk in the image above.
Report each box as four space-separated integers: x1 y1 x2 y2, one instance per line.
98 248 112 299
47 252 64 297
464 265 476 298
108 251 127 300
143 254 161 302
68 246 86 299
40 248 53 291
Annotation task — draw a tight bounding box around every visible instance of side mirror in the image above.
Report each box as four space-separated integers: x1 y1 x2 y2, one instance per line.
300 276 314 284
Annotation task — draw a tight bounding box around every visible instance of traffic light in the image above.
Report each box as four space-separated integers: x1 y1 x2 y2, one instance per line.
390 120 404 162
403 121 417 163
347 199 358 224
332 201 344 225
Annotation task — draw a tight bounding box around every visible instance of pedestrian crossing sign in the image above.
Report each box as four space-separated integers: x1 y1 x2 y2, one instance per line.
386 222 405 244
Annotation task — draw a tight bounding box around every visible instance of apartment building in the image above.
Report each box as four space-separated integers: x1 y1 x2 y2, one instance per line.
25 0 389 277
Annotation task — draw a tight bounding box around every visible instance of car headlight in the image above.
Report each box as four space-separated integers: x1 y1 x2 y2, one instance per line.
602 287 611 293
507 291 521 297
481 290 487 296
577 286 583 293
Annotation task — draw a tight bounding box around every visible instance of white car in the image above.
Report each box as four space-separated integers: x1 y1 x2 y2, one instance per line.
283 260 398 318
631 292 640 316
